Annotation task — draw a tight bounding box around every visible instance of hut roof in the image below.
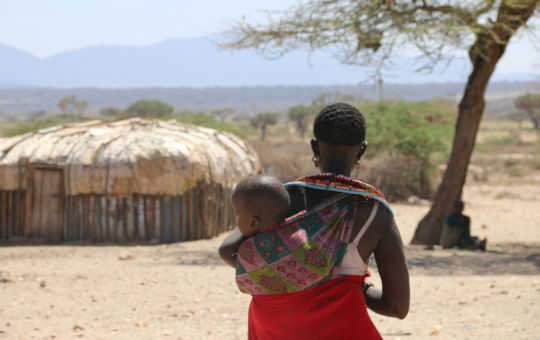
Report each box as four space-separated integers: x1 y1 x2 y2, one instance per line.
0 118 260 195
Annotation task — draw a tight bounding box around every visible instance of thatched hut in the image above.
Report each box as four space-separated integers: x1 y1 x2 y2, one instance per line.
0 118 260 242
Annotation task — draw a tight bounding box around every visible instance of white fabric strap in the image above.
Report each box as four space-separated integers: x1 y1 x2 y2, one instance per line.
351 202 379 247
300 187 307 210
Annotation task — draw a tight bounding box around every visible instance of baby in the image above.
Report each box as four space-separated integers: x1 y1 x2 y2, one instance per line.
232 175 290 237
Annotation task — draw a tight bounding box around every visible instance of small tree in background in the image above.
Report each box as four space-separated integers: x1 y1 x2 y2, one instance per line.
58 95 76 114
250 113 278 141
288 105 319 138
514 93 540 132
57 95 89 120
124 100 174 118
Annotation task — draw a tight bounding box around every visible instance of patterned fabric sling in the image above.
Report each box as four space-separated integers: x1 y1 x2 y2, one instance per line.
235 173 391 295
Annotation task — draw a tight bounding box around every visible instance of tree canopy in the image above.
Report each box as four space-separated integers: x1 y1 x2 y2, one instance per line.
224 0 536 74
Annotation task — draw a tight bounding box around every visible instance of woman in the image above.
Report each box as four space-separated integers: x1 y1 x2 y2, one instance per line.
220 103 409 339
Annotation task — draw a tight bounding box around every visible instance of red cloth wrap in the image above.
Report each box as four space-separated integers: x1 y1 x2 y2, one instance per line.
248 275 382 340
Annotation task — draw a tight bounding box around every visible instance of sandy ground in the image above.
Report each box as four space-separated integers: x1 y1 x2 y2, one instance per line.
1 173 539 340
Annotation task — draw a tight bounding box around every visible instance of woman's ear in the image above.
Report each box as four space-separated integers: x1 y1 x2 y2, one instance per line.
310 139 319 156
357 140 368 159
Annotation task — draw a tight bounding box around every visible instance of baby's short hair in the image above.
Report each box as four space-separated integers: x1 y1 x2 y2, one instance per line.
232 175 290 224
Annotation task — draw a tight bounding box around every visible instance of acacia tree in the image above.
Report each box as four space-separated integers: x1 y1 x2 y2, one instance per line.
58 95 89 120
250 113 278 141
288 105 319 137
222 0 538 245
58 95 77 114
514 93 540 132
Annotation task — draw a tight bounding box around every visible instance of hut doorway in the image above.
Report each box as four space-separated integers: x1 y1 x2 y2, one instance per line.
26 167 64 241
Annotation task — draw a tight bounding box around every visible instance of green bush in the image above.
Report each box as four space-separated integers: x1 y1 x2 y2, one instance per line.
363 101 453 196
124 100 174 118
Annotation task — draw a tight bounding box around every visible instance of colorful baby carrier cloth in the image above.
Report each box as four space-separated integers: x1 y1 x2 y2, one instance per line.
235 173 391 295
235 174 390 340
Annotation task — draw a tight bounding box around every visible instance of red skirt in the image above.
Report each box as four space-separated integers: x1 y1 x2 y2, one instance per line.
248 276 382 340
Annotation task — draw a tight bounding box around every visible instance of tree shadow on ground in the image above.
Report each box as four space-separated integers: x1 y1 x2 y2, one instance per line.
404 243 540 276
171 249 226 266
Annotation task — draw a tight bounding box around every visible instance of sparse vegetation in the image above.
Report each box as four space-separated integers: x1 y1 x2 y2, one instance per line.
1 96 538 203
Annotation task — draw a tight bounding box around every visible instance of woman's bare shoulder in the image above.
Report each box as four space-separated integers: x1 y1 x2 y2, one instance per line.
286 186 339 216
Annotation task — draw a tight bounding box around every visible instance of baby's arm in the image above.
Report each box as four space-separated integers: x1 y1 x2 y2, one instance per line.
218 227 246 268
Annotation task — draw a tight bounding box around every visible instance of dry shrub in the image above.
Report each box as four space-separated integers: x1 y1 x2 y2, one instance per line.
249 136 316 182
249 136 439 202
363 157 434 202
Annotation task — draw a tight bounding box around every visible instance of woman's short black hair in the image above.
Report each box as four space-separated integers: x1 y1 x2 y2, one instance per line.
313 103 366 145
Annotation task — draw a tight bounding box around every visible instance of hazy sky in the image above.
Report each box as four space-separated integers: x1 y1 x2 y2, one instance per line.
0 0 538 75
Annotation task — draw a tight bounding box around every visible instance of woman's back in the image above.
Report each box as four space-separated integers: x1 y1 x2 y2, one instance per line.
288 186 389 264
287 184 409 319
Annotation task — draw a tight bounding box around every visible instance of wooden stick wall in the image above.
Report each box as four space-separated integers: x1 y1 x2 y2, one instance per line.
0 183 234 243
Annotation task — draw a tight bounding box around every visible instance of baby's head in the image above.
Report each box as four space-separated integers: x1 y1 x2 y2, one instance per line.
232 175 290 237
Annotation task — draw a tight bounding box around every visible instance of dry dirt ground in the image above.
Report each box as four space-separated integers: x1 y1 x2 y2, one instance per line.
1 172 539 340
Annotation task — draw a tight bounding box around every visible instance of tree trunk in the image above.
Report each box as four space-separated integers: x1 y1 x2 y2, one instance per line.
411 0 537 245
532 117 540 132
261 124 267 141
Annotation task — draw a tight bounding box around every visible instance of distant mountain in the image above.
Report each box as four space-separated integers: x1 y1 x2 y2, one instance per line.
0 44 42 87
1 37 537 88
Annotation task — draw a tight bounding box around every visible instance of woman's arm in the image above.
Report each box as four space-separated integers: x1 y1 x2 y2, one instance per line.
218 227 246 268
365 213 410 319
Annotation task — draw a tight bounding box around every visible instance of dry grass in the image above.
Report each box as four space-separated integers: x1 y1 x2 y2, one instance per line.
472 120 540 182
